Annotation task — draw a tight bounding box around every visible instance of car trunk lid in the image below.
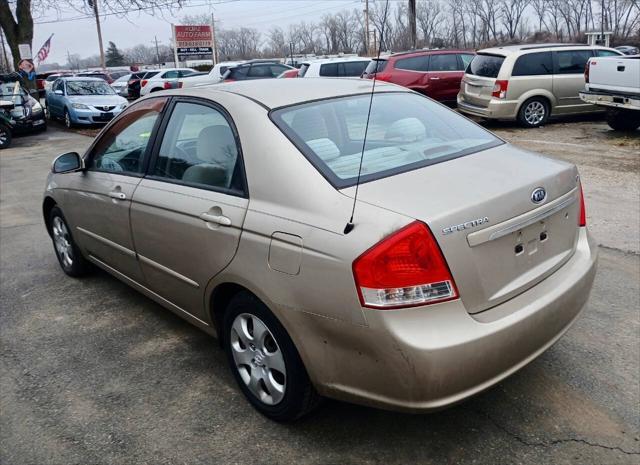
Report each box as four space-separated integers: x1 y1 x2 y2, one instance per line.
346 144 581 314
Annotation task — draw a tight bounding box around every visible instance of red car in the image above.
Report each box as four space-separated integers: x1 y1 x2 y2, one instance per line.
363 49 475 103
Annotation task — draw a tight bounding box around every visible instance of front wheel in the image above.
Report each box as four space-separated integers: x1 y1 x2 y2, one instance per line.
0 124 12 149
605 108 640 131
223 292 320 421
64 108 73 128
518 97 549 128
49 206 91 277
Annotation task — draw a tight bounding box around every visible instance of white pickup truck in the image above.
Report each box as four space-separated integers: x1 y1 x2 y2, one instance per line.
177 61 244 89
579 55 640 131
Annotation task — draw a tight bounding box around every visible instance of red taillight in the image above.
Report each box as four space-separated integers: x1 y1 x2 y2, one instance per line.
352 221 459 309
579 182 586 227
141 79 148 87
584 60 592 83
491 79 509 99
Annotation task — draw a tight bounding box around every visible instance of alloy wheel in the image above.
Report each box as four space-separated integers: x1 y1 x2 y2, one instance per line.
230 313 286 405
524 101 546 126
0 128 8 146
52 216 73 268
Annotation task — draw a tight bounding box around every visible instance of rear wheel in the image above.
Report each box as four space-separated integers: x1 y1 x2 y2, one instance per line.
223 292 320 421
0 124 11 149
518 97 549 128
605 108 640 131
49 206 91 277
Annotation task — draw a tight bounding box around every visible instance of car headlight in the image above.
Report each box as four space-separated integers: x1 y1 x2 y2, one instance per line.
118 103 127 110
71 103 89 110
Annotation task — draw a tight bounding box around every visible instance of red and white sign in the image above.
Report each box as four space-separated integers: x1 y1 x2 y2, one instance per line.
174 25 212 48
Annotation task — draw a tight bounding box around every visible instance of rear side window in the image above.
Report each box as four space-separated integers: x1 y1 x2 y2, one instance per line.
512 52 552 76
248 65 272 78
319 63 338 77
343 61 369 76
143 71 159 79
466 54 505 78
227 67 248 79
271 92 501 188
429 54 459 71
555 50 593 74
395 56 429 72
365 59 388 74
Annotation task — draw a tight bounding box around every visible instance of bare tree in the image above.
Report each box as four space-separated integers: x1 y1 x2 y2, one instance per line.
416 0 442 47
500 0 529 40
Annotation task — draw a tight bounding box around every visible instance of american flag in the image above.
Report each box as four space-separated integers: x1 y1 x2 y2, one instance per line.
36 34 54 64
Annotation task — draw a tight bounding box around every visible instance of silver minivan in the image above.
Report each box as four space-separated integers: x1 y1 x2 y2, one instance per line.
457 44 623 127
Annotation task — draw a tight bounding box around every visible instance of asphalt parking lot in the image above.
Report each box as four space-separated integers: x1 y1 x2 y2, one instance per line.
1 118 639 465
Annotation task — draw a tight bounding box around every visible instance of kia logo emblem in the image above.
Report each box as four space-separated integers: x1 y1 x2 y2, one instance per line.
531 187 546 204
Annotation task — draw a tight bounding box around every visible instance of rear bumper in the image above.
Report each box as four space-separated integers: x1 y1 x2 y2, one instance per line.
294 228 597 412
579 90 640 111
457 94 519 120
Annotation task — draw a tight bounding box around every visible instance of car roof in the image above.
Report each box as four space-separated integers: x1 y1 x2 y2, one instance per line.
165 77 406 109
60 77 105 81
306 57 371 65
478 43 617 56
388 49 471 59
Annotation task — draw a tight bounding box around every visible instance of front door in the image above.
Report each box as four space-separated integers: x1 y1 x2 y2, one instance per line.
63 97 168 282
130 99 249 320
427 53 465 102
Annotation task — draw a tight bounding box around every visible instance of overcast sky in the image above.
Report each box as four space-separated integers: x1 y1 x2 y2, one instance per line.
33 0 364 64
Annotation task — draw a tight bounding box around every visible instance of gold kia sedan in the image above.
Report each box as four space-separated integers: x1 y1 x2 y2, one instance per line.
43 79 597 421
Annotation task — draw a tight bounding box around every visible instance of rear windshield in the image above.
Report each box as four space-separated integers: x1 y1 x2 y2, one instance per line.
364 59 388 75
143 71 159 79
271 92 501 188
466 54 505 78
298 63 310 77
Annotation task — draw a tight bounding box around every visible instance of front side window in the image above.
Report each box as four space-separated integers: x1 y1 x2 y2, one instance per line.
429 54 459 71
271 92 501 188
66 80 115 96
395 56 429 72
343 61 370 76
466 54 505 77
512 52 552 76
555 50 593 74
596 49 621 57
364 59 388 74
152 101 243 193
89 98 167 174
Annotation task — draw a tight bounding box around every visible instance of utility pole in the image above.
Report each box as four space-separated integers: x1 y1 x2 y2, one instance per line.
90 0 106 69
364 0 370 56
211 12 218 65
408 0 417 50
154 36 161 66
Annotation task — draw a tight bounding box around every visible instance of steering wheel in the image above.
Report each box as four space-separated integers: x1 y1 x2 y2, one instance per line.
98 157 124 172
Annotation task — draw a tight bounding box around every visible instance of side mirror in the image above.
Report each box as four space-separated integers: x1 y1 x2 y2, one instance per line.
54 89 63 95
52 152 84 174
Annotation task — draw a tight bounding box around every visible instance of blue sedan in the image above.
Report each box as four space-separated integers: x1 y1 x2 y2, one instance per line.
46 77 128 128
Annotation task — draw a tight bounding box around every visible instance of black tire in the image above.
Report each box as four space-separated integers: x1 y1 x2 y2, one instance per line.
605 108 640 131
223 291 320 421
0 124 12 149
49 206 91 277
517 97 550 128
63 108 73 128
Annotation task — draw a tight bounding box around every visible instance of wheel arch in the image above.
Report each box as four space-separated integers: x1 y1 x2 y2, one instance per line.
516 92 555 117
42 196 57 237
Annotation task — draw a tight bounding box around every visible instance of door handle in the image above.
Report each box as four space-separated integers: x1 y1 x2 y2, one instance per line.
430 77 440 80
200 212 232 226
109 191 126 200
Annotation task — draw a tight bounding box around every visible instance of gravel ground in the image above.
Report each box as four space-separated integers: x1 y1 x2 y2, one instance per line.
1 118 639 465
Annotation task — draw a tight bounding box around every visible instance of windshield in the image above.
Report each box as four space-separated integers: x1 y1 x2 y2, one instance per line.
66 80 116 96
271 92 501 188
466 54 505 78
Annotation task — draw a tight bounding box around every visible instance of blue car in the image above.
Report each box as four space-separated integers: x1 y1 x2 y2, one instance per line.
46 77 128 128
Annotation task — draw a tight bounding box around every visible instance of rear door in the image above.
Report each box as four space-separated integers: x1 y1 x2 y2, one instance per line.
130 98 248 321
552 49 595 112
62 97 168 282
509 51 553 104
427 53 465 101
391 55 430 94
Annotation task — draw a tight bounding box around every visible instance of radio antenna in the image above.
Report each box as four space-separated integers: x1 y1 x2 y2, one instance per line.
344 0 391 235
